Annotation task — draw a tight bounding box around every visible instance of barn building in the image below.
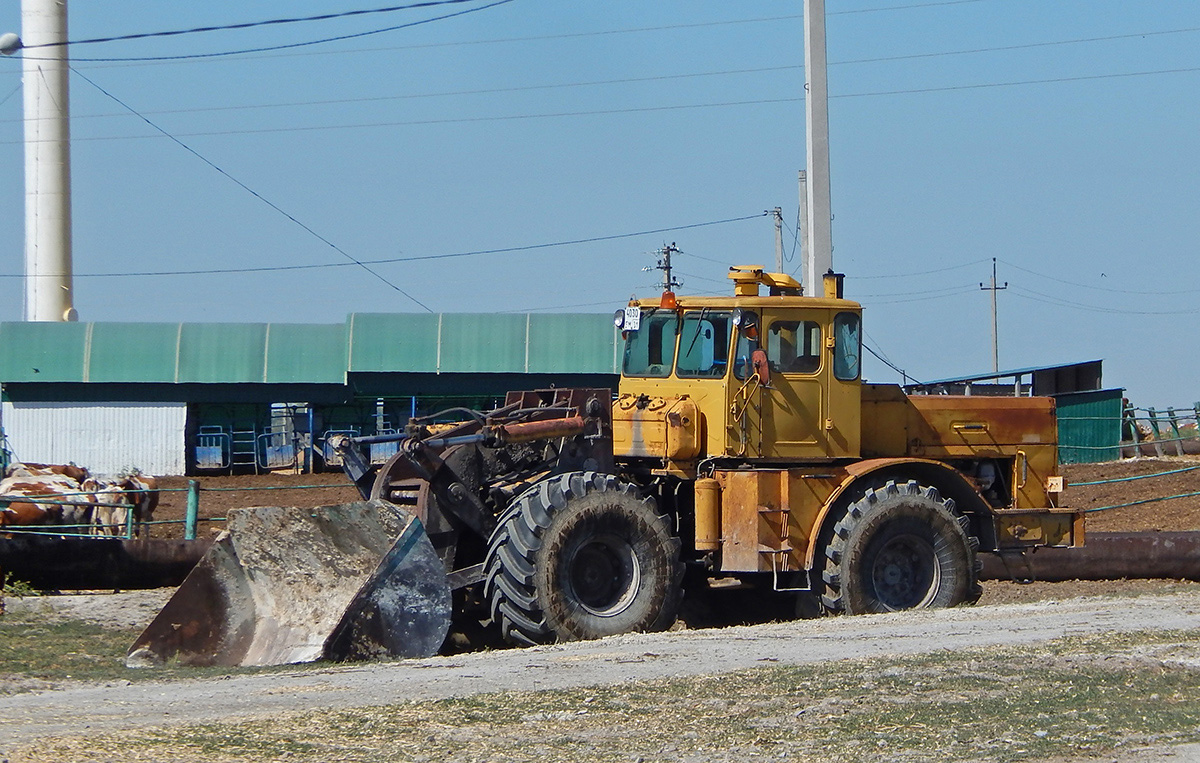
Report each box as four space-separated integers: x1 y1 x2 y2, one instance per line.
0 314 619 475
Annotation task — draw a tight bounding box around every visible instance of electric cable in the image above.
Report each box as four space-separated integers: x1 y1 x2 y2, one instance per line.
1009 287 1200 316
863 340 924 385
20 61 1198 148
21 0 503 49
0 82 21 109
71 66 434 312
850 259 989 279
1 214 766 279
20 0 515 63
998 258 1200 296
857 287 978 305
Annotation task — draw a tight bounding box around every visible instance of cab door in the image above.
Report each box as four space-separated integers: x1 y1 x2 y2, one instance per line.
760 310 828 459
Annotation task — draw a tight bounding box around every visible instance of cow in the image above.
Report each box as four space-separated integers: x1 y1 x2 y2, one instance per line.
1 464 92 533
0 463 160 539
81 477 129 537
119 472 159 537
0 483 70 528
4 462 89 483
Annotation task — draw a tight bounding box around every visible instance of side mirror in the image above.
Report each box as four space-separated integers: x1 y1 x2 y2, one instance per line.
751 349 770 386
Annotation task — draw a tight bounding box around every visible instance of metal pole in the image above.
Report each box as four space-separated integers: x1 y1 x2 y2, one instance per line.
772 207 783 272
21 0 76 322
980 258 1007 375
185 479 200 540
803 0 833 288
797 170 809 291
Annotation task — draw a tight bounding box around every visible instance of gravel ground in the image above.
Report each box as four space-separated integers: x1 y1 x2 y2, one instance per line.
2 587 1200 759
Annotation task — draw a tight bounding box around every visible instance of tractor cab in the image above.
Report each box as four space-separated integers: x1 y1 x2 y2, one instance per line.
612 267 864 473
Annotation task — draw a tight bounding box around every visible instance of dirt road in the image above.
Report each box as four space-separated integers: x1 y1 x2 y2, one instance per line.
3 588 1199 754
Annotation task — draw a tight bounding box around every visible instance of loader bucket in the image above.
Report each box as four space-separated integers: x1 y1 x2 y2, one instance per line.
125 500 451 668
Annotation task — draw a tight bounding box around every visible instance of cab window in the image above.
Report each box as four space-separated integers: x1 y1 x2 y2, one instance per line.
676 311 732 378
732 312 759 381
622 311 677 377
833 312 861 381
767 319 821 374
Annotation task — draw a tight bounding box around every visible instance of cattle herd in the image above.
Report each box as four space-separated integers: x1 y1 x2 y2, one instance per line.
0 462 159 537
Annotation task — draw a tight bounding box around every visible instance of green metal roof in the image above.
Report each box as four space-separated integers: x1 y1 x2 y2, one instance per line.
0 313 618 385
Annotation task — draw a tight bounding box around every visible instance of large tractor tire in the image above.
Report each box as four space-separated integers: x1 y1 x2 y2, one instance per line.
484 471 682 646
821 479 981 615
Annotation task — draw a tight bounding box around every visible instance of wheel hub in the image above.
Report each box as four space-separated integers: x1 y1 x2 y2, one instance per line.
869 533 940 610
567 533 641 617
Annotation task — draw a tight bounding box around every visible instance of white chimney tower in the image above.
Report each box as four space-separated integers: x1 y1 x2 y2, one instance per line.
22 0 77 322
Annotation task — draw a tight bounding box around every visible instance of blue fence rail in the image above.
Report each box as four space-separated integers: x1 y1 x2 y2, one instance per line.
1 480 354 542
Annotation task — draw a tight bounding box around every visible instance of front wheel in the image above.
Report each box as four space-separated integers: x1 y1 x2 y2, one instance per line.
821 479 981 615
484 472 682 646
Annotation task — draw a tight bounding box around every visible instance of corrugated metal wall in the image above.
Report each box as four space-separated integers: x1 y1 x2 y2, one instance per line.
0 401 187 475
1056 388 1124 464
0 314 613 383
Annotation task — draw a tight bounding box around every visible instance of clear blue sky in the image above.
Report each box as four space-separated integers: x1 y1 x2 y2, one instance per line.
0 1 1196 405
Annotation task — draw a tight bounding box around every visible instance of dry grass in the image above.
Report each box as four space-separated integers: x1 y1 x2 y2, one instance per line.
12 629 1200 763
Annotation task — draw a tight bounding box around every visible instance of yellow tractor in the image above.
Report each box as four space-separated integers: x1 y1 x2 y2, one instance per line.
130 268 1080 665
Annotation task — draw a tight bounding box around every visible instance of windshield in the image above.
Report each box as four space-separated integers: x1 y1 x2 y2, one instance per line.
676 310 733 378
622 311 677 377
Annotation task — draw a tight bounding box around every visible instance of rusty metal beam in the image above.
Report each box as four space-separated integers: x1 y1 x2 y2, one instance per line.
981 532 1200 582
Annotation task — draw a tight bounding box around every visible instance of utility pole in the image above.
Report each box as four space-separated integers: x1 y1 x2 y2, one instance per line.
771 207 783 272
654 243 682 294
980 258 1007 375
802 0 833 291
20 0 77 322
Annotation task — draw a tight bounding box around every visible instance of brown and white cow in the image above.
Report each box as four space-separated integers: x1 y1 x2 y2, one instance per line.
4 462 89 483
81 477 129 537
120 473 159 537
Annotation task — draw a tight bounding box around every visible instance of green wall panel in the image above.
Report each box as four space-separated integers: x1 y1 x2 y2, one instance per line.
527 314 616 373
1056 388 1124 464
87 323 178 382
439 313 526 373
0 322 88 382
177 324 268 383
265 323 347 384
0 313 619 388
348 313 439 372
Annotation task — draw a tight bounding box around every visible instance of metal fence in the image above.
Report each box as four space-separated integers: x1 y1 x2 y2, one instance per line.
0 480 353 542
1056 400 1200 463
1121 404 1200 458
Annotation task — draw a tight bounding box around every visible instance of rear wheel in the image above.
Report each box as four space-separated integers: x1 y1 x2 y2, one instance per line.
485 471 682 646
821 480 981 615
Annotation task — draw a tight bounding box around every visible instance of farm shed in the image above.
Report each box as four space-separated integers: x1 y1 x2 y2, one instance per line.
0 314 619 475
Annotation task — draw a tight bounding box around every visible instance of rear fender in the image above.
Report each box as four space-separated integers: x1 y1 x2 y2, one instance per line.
802 458 990 569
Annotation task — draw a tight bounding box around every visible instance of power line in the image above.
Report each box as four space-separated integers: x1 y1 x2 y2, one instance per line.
9 22 1198 126
1010 286 1200 316
0 82 20 109
857 287 979 306
5 1 989 65
849 259 989 279
0 215 766 280
0 65 806 125
863 340 924 385
19 0 516 63
14 62 1195 148
832 0 983 15
22 0 499 49
836 65 1200 99
998 258 1200 296
71 67 434 312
